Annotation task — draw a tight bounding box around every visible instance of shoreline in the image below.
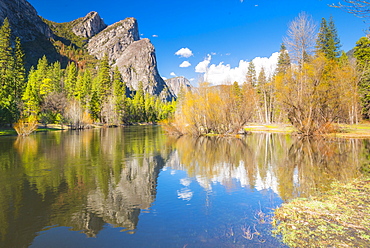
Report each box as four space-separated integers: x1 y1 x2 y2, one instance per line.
2 122 370 138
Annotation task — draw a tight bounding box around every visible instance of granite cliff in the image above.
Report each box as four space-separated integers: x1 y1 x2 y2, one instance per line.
115 39 171 98
165 76 193 97
0 0 52 41
87 17 139 62
86 16 173 100
72 11 107 38
0 0 174 100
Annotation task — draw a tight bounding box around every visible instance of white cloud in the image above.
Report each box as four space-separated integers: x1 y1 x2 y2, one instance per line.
177 188 193 201
180 178 192 187
195 54 212 73
179 61 191 68
189 78 195 82
152 34 158 37
162 76 167 80
175 48 193 58
252 52 279 76
197 52 279 85
170 72 177 77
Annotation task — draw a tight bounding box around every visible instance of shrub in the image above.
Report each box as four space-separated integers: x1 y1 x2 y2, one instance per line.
13 115 38 136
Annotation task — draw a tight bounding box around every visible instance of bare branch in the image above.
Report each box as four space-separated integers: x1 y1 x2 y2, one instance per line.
283 12 317 66
331 1 370 19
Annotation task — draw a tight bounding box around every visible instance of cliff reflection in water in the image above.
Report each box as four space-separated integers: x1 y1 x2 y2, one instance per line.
167 134 365 200
0 127 368 247
0 126 169 247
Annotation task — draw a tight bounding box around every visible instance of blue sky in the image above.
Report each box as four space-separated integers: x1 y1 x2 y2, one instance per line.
28 0 368 85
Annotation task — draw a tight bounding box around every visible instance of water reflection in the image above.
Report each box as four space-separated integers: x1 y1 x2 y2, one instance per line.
1 126 168 247
0 127 368 247
168 134 365 200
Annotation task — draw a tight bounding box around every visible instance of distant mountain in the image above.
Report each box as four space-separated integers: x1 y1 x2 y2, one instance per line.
71 11 107 38
165 76 192 98
0 0 174 100
347 48 355 61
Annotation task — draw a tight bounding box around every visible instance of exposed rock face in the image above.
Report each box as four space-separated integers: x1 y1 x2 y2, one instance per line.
87 17 139 62
84 155 163 233
165 76 192 98
115 38 174 100
0 0 52 41
86 17 173 100
72 11 107 38
2 0 173 100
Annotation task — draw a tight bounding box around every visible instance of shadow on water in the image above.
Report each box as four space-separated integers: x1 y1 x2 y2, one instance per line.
0 127 368 247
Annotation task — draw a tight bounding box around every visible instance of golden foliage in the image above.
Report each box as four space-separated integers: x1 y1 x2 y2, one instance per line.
171 82 255 135
274 54 360 135
82 111 93 127
13 115 38 136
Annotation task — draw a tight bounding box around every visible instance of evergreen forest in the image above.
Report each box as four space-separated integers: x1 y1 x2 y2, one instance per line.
1 13 370 137
0 18 176 133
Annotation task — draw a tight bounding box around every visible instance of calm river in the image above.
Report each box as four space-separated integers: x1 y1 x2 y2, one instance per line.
0 126 368 247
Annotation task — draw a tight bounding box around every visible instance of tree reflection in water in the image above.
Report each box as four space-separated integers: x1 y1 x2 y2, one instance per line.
0 127 367 247
169 134 364 201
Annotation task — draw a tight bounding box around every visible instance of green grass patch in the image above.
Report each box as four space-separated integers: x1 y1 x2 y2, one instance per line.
0 125 64 136
273 178 370 247
0 129 17 136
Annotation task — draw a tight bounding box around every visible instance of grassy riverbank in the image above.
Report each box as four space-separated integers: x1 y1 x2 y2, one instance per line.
273 178 370 247
0 123 158 136
245 122 370 139
0 124 65 136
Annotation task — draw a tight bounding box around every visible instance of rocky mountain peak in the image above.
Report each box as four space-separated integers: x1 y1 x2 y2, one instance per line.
72 11 107 38
87 17 139 62
165 76 192 98
115 38 174 101
0 0 52 41
1 0 174 101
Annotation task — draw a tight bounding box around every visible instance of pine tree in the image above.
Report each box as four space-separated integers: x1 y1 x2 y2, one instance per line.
13 37 26 100
132 82 145 122
0 18 14 123
81 70 92 107
64 62 78 98
22 68 41 117
354 36 370 119
258 67 267 86
35 56 54 101
144 93 156 122
75 71 84 101
246 61 257 87
276 43 291 74
354 37 370 69
95 54 111 102
328 16 341 58
0 18 12 75
112 66 126 121
35 56 49 80
22 57 55 118
338 51 349 66
316 17 341 60
50 61 62 92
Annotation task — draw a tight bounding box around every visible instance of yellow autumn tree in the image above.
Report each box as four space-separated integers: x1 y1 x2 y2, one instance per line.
169 82 255 136
275 53 360 135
